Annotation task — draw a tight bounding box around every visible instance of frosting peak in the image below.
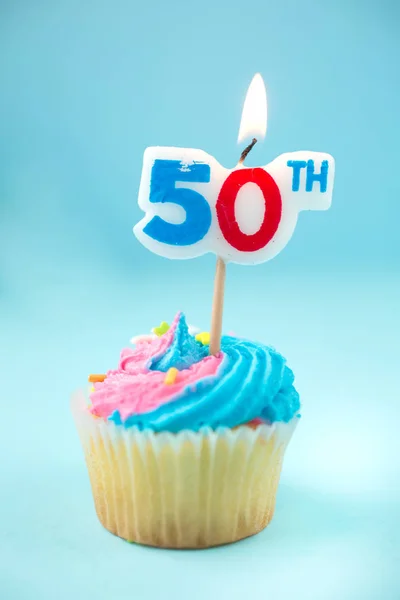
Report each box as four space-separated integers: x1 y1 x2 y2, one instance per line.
150 313 208 372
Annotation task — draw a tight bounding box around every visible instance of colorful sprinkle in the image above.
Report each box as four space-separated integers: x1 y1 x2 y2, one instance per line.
164 367 179 385
195 332 210 346
88 374 106 383
152 321 170 337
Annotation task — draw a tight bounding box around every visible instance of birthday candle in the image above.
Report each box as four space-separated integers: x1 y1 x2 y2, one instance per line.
134 74 335 352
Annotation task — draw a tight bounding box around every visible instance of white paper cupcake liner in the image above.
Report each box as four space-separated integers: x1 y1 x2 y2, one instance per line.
71 389 298 548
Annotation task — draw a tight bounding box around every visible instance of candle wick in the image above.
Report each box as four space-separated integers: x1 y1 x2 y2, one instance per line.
238 137 257 164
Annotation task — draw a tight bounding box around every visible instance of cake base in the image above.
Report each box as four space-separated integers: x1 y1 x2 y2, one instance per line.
72 390 297 549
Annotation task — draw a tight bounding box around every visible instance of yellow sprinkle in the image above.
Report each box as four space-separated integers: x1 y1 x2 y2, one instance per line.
164 367 179 385
152 321 170 337
195 332 210 346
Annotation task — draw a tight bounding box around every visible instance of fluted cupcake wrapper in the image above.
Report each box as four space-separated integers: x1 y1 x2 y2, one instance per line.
71 389 298 549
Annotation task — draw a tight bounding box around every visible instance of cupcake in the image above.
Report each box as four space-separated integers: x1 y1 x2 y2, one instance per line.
71 312 300 549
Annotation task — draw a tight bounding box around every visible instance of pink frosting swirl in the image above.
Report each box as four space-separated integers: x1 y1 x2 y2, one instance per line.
90 314 223 422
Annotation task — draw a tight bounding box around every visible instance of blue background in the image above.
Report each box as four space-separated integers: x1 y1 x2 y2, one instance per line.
1 0 399 598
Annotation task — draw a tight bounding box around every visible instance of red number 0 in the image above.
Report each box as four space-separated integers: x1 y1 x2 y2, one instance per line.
216 168 282 252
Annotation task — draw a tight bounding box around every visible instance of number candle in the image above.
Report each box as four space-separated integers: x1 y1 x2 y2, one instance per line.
134 74 335 353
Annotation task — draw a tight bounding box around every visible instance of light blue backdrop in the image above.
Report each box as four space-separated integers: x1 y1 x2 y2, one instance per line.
1 1 399 599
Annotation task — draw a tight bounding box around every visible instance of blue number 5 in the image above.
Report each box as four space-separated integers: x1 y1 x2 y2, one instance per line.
143 159 212 246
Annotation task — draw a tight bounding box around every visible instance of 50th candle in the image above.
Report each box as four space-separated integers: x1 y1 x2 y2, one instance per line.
134 147 334 264
134 74 335 352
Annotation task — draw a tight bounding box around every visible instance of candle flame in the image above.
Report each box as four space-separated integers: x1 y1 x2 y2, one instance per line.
237 73 267 144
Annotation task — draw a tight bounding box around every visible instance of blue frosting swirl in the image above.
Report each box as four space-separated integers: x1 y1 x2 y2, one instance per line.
150 315 207 371
109 314 300 432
